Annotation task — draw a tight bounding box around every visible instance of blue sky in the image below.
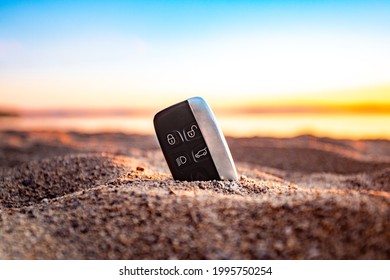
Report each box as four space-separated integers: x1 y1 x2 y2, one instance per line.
2 1 389 43
1 0 390 109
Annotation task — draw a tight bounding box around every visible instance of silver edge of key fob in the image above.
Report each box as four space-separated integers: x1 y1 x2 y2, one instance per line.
187 97 238 180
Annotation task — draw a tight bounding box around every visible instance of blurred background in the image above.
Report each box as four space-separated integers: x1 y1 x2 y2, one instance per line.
1 0 389 138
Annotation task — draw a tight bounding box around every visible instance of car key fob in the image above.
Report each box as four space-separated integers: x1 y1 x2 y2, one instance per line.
153 96 237 181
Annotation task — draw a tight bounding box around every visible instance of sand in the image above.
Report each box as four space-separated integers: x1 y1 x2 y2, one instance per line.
0 130 389 259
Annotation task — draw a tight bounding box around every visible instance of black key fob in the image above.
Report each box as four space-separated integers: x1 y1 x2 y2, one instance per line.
153 97 237 181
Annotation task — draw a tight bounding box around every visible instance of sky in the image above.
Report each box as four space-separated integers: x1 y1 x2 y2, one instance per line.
1 0 390 110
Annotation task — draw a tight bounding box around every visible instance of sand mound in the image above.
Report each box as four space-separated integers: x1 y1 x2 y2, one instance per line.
229 136 390 174
0 131 389 259
0 154 139 208
370 168 390 192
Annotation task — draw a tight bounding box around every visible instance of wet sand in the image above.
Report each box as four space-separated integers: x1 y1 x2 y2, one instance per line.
0 130 389 259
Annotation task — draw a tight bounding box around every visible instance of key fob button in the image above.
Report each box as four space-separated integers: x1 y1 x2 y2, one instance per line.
166 131 183 148
173 153 191 169
192 145 210 162
183 123 201 141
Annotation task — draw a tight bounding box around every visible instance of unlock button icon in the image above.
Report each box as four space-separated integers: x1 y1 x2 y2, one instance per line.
187 125 197 138
184 124 200 141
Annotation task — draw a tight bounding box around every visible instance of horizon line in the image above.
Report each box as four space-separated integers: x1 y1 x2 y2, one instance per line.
1 103 390 117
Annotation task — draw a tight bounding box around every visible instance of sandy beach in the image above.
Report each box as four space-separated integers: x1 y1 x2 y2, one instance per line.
0 130 389 259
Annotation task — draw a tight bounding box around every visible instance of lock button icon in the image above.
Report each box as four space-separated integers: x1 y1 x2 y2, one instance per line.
184 124 200 141
167 134 176 145
165 131 182 148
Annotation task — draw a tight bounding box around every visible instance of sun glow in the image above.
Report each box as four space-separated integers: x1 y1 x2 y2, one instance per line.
1 1 390 138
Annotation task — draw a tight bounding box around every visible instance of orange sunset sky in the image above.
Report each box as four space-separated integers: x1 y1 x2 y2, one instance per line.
1 1 390 137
